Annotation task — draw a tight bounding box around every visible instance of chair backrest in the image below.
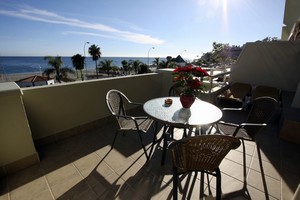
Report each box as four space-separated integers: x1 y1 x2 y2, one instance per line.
106 89 130 126
217 82 252 108
226 82 252 99
169 135 240 173
169 83 182 97
252 85 281 101
245 96 279 137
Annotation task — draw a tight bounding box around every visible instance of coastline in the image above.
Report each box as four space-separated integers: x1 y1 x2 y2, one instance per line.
0 56 161 83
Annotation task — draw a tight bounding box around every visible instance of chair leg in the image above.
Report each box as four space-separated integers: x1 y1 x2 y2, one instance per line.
200 171 205 199
207 123 216 134
137 131 149 161
111 131 118 150
215 168 222 200
183 128 187 138
148 127 159 160
206 173 213 195
256 143 270 200
241 140 247 185
195 127 200 135
161 125 169 165
169 126 174 139
214 123 223 135
173 167 178 200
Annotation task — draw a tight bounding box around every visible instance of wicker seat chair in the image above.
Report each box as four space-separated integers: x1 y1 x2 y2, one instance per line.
169 135 241 200
105 89 155 161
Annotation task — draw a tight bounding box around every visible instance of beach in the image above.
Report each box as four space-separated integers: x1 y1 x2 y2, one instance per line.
0 70 122 83
0 72 43 83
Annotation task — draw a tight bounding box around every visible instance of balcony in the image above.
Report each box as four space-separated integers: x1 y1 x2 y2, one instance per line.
0 113 299 199
0 42 300 199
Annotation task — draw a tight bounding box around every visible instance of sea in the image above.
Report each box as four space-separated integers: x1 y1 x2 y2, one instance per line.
0 56 164 75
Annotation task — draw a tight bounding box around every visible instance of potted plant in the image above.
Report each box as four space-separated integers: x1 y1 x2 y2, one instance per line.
173 64 209 108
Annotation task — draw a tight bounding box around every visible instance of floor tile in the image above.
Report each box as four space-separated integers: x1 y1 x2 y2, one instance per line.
0 118 299 199
9 177 52 200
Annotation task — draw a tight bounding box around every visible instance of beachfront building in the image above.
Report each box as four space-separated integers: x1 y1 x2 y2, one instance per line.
173 55 186 66
15 75 55 88
0 0 299 199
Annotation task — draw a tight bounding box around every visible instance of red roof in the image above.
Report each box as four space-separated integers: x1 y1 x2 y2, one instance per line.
16 75 51 83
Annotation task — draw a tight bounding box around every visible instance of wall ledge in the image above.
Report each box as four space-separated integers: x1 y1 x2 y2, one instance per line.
0 82 22 97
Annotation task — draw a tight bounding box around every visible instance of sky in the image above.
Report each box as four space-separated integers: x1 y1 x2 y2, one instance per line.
0 0 286 59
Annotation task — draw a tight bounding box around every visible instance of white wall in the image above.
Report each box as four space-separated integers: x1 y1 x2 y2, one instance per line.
230 41 300 92
282 0 300 40
0 73 168 174
21 73 163 140
0 83 38 167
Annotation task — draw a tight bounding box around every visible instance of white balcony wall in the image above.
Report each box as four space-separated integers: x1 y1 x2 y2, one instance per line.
21 73 164 141
0 83 39 174
230 41 300 92
1 72 171 175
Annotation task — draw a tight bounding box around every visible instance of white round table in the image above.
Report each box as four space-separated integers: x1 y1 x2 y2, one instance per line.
144 97 223 165
143 97 222 128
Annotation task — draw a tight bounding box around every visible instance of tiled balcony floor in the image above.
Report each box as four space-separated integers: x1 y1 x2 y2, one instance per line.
0 115 299 200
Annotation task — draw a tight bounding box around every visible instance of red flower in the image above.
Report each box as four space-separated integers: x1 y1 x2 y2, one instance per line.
172 64 209 95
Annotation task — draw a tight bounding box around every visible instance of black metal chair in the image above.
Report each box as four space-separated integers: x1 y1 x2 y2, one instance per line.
169 135 241 200
215 96 279 199
105 89 155 161
216 96 279 144
216 82 252 109
252 85 281 101
168 82 182 97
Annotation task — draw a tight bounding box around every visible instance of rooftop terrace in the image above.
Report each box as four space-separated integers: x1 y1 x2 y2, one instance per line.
0 112 299 199
0 41 300 199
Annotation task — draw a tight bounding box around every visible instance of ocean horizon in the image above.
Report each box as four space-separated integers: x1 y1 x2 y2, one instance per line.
0 56 165 75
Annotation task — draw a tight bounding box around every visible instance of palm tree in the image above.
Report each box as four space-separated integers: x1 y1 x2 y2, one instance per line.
121 60 131 75
130 60 142 74
153 58 160 66
138 63 150 74
88 44 101 79
42 68 55 80
71 54 85 81
60 68 76 82
43 56 76 83
158 60 169 69
99 59 113 76
156 58 176 69
111 66 120 76
44 56 63 82
166 56 172 62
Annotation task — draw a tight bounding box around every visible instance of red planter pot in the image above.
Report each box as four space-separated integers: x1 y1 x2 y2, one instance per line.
180 94 196 108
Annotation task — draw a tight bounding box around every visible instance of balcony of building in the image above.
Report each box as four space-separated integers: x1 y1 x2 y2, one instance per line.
0 41 300 199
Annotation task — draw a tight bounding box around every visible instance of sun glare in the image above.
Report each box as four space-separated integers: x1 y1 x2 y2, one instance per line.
222 0 228 28
211 0 229 38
